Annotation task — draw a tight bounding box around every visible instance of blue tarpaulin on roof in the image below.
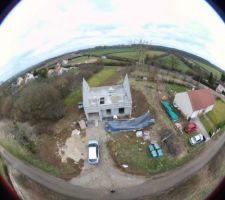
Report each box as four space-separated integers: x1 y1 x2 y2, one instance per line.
105 112 155 133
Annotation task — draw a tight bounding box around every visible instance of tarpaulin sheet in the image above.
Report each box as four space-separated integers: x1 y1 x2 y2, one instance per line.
105 112 155 133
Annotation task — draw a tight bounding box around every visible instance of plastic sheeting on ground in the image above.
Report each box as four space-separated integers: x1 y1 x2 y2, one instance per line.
105 111 155 133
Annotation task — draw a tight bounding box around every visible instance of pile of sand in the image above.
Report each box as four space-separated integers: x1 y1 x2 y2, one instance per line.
57 134 86 164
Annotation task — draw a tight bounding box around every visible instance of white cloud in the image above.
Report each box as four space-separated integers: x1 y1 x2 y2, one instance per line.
0 0 224 81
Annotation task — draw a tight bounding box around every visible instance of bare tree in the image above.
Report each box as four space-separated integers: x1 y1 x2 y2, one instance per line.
136 40 149 66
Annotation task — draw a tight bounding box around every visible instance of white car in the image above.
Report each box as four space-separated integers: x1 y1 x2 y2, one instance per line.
189 133 205 145
88 140 100 164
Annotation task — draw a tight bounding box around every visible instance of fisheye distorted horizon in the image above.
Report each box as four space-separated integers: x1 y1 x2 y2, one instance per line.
0 0 225 81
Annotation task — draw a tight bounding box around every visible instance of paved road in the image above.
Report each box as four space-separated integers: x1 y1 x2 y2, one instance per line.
1 133 225 200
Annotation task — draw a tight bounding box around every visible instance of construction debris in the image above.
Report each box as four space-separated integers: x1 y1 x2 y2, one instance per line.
136 131 143 137
143 131 150 141
71 129 80 136
79 120 86 130
122 164 128 168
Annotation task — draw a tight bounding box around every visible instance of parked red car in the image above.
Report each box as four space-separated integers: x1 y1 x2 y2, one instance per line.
184 122 197 133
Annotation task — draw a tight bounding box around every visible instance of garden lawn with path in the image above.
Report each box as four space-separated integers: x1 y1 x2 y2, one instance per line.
200 99 225 135
107 132 205 175
166 82 189 96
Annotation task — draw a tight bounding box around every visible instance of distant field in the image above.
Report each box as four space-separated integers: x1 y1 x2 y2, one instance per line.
109 50 165 61
79 47 137 55
157 54 191 73
99 58 128 65
191 59 221 78
64 67 116 106
109 51 138 60
68 56 98 65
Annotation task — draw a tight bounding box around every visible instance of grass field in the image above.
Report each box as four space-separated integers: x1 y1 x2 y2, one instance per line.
99 58 128 65
108 132 204 175
200 99 225 134
0 139 61 176
109 50 165 61
80 47 136 55
157 54 191 73
68 56 97 65
110 51 138 60
192 60 221 79
64 67 116 106
166 83 189 96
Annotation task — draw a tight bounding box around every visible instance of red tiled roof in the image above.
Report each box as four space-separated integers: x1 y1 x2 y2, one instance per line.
187 89 215 111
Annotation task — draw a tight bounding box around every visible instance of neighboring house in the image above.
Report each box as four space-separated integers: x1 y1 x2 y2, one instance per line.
16 77 24 86
54 63 63 75
24 73 34 84
174 89 214 119
54 63 69 76
48 69 54 77
83 74 132 121
61 59 68 66
216 83 225 95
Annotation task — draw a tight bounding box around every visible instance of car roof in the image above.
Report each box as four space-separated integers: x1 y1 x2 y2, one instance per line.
195 134 203 140
89 147 97 159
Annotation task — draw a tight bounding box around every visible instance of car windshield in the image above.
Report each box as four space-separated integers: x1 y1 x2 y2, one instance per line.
195 135 201 141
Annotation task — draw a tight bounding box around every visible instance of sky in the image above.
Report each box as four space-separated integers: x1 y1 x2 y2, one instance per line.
0 0 225 81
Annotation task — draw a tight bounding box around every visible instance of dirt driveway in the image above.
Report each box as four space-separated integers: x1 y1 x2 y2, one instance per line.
70 122 146 190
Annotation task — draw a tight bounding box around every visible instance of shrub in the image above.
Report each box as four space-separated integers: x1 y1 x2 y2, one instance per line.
0 95 13 119
11 122 36 153
37 68 48 78
51 74 74 98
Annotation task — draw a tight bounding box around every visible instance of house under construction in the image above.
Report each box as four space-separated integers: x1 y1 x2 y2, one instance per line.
82 74 132 121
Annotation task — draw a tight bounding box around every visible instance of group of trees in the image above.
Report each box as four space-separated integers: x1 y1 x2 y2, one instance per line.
0 63 104 123
14 82 65 121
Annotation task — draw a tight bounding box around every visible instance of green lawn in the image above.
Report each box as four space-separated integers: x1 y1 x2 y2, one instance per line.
166 83 189 96
200 99 225 134
201 116 213 133
157 54 191 73
0 139 61 176
108 132 204 175
64 67 116 106
192 60 221 79
205 100 225 126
